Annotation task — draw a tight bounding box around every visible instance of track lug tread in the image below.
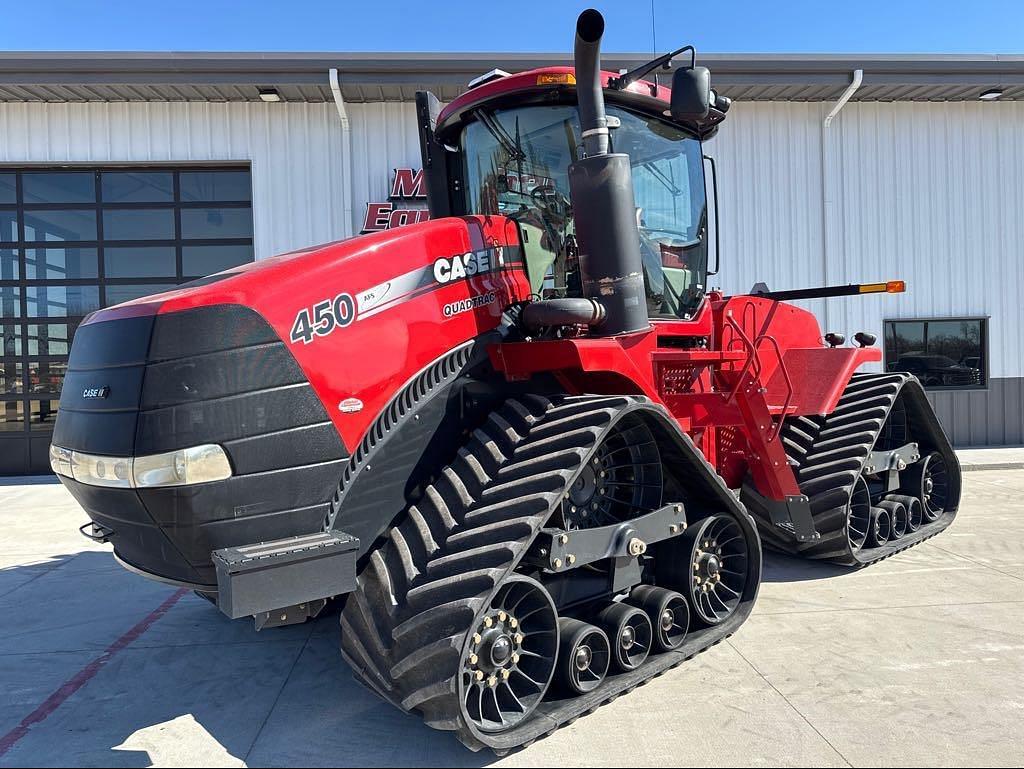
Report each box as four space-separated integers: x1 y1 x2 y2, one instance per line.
743 372 958 566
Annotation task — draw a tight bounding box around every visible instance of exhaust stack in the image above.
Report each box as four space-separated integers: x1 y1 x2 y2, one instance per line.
569 9 650 336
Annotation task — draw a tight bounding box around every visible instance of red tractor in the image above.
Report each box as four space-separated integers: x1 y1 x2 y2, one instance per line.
52 9 959 752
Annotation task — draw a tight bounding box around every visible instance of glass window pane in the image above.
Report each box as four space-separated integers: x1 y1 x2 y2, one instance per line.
23 247 98 280
29 399 59 430
26 285 100 318
2 323 20 356
26 323 75 357
0 174 16 203
23 210 97 242
181 207 253 239
1 286 21 318
0 400 25 432
180 170 251 202
104 283 176 306
101 172 174 203
182 244 254 276
22 172 95 204
104 246 176 278
885 319 985 389
0 249 18 280
0 211 16 242
27 360 66 395
102 209 175 241
1 361 23 394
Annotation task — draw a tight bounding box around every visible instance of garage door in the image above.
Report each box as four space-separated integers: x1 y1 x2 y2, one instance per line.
0 165 255 475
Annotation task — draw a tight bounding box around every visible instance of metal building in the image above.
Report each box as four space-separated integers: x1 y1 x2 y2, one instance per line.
1 51 1021 473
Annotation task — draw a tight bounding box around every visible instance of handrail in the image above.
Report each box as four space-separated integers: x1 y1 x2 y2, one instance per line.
721 313 795 443
723 312 761 402
753 332 794 442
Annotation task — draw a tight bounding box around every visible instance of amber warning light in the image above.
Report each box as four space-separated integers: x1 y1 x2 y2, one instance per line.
536 73 577 86
859 280 907 294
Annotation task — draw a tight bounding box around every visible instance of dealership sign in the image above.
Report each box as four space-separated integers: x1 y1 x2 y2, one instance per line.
362 168 431 232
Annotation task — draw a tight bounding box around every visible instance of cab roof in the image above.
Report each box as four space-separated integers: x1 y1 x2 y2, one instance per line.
436 65 676 139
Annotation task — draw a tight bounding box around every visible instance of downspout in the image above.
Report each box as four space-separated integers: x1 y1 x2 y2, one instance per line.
329 68 354 237
820 68 863 331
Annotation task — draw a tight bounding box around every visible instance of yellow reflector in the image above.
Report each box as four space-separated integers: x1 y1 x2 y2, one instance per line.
537 73 576 86
886 280 906 293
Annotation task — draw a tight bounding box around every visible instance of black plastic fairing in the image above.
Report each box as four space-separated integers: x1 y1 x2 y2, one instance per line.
55 304 347 587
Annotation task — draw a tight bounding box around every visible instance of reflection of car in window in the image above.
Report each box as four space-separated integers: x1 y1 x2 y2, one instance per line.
890 354 982 387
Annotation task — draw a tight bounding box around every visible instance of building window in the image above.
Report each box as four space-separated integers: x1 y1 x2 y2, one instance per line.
884 318 987 390
0 165 255 473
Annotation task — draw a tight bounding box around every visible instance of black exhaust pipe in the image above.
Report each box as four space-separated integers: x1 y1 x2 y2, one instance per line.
574 9 609 157
569 9 650 336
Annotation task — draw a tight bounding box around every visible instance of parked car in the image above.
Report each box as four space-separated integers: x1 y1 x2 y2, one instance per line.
890 354 982 386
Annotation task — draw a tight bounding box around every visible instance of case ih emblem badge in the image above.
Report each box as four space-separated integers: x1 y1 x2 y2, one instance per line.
82 386 110 399
433 248 503 284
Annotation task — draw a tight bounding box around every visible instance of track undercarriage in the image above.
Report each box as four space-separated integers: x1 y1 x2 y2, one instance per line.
339 395 763 751
744 373 962 566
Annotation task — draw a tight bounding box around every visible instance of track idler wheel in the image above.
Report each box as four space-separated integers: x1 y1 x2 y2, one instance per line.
627 585 689 652
868 506 891 547
846 477 872 552
887 493 923 532
555 618 610 695
683 513 750 626
903 451 951 523
879 499 908 540
597 602 652 672
460 575 558 733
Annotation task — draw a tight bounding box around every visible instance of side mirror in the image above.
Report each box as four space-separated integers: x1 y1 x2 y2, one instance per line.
670 66 711 121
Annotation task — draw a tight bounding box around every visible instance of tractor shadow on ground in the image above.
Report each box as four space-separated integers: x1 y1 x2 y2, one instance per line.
0 550 500 768
760 550 853 582
0 474 61 486
2 544 846 766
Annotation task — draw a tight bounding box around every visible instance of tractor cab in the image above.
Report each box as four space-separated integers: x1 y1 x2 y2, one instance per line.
417 52 732 325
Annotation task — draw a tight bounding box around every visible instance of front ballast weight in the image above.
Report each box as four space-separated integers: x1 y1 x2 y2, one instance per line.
338 394 762 752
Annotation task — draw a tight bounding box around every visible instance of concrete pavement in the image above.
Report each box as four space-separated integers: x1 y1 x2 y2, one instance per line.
0 469 1022 767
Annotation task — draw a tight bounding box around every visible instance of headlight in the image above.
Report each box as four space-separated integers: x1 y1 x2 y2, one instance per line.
49 443 232 488
133 445 233 488
49 445 74 478
71 451 134 488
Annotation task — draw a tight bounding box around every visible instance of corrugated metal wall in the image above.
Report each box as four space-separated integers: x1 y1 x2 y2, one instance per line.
2 98 1019 444
704 100 1024 445
0 100 350 259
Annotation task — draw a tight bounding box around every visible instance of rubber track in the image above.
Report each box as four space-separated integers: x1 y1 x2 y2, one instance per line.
745 372 957 566
339 394 756 751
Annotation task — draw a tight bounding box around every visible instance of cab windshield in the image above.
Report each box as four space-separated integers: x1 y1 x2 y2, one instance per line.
461 103 708 318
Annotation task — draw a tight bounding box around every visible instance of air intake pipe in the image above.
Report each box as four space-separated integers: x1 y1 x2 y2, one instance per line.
568 9 650 336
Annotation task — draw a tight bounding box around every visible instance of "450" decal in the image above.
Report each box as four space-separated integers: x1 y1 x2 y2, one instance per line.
290 293 356 344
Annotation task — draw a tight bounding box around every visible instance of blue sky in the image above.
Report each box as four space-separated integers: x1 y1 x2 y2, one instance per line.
2 0 1021 53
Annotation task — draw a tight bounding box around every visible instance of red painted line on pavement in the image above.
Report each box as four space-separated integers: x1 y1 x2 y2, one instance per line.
0 587 188 758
